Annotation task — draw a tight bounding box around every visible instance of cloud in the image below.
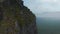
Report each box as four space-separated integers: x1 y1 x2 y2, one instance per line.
23 0 60 17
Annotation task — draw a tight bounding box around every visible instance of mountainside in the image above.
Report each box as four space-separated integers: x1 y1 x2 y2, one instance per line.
0 0 37 34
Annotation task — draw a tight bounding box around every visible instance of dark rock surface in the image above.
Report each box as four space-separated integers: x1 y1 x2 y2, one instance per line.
0 0 37 34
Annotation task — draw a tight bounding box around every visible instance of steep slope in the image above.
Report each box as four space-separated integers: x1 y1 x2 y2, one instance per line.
0 0 37 34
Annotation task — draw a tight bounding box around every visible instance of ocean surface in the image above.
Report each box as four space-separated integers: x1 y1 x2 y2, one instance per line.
36 17 60 34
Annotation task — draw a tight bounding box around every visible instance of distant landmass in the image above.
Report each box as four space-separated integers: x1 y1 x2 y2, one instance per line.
40 12 60 18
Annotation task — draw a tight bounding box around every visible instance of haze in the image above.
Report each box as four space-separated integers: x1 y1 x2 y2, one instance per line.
23 0 60 17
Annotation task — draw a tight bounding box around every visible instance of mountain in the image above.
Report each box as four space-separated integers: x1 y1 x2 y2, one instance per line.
0 0 37 34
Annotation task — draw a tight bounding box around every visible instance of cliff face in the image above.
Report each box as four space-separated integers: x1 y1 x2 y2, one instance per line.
0 0 37 34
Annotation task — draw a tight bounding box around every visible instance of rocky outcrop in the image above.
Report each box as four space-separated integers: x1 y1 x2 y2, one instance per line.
0 0 37 34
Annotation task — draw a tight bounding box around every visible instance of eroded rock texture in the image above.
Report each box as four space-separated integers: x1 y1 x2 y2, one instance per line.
0 0 37 34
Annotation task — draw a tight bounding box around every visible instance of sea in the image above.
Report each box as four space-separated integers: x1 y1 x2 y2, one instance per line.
36 17 60 34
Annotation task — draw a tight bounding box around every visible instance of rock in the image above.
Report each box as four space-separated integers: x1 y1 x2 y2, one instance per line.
0 0 37 34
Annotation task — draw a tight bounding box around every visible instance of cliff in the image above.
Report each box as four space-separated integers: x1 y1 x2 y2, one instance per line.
0 0 37 34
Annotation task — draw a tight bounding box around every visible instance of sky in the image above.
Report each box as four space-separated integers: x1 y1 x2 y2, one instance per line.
23 0 60 17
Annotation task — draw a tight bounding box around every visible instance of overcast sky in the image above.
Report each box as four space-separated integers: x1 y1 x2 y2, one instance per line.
23 0 60 17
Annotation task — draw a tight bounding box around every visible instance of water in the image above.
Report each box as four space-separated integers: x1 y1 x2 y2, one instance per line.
36 17 60 34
